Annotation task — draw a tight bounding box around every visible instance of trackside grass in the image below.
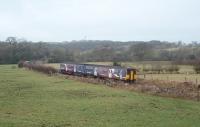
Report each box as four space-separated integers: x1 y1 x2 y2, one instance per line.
0 65 200 127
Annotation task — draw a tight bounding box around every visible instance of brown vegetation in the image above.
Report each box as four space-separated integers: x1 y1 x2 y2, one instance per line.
130 79 199 100
19 61 58 75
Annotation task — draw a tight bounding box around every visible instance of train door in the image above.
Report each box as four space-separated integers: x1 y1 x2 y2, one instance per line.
94 67 98 77
126 69 131 81
74 65 76 73
126 68 135 82
133 69 136 81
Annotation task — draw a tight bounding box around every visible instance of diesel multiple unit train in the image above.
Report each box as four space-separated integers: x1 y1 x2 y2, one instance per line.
60 63 137 82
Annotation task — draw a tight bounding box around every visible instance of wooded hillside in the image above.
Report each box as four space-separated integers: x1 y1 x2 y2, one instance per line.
0 37 200 64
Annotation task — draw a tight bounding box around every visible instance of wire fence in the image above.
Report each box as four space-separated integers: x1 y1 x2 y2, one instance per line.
138 73 200 85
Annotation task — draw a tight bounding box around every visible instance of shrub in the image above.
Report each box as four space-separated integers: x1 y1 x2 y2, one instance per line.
194 64 200 74
143 68 151 73
165 65 179 74
113 62 121 66
18 61 25 68
151 64 163 74
21 62 58 75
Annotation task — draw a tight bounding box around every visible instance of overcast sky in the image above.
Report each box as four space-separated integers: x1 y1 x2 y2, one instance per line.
0 0 199 42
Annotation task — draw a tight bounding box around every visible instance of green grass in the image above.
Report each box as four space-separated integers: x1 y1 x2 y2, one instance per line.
1 65 200 127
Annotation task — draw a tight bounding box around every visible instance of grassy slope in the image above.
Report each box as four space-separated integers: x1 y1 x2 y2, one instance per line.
0 65 200 127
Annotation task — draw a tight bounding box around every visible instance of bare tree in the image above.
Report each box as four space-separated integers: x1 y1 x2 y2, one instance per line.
6 37 17 45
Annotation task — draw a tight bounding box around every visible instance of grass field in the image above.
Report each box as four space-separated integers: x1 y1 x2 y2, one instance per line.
0 65 200 127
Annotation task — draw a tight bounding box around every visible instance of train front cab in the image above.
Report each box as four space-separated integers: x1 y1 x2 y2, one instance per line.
125 68 136 83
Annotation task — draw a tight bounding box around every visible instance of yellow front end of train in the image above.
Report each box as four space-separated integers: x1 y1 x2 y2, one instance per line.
125 68 137 82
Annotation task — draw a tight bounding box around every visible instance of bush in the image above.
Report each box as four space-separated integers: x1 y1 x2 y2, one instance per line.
22 62 58 75
194 64 200 74
151 64 163 74
113 62 121 66
18 61 25 68
165 65 179 74
143 68 151 73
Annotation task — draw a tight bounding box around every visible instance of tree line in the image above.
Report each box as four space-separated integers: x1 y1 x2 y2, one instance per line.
0 37 200 64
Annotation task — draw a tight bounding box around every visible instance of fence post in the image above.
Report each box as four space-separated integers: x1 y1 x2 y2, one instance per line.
197 85 200 102
196 78 198 85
